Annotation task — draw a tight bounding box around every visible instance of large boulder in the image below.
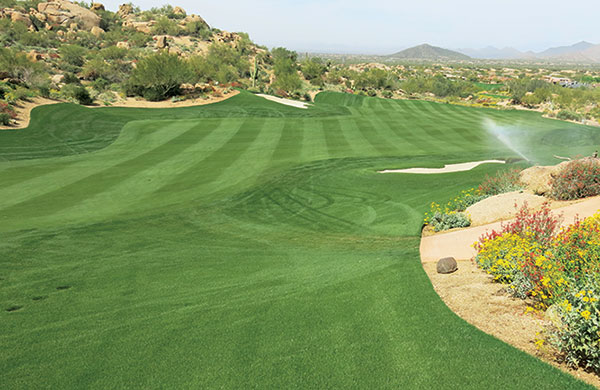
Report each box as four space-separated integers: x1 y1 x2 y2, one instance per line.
519 162 568 195
37 0 101 30
11 11 33 27
116 41 130 49
437 257 458 274
173 6 185 16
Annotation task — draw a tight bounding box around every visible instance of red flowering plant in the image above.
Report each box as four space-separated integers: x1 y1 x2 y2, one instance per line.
550 158 600 200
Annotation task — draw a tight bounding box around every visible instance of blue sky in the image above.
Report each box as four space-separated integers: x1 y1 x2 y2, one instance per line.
102 0 600 54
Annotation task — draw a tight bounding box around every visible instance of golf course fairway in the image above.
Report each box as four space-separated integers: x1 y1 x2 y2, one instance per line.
1 91 598 389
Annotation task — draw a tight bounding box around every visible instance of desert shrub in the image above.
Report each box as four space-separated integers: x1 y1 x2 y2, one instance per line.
478 168 523 196
550 158 600 200
59 45 87 67
424 188 487 231
0 112 10 125
427 210 470 232
151 16 180 36
548 280 600 372
127 51 192 101
61 84 93 105
557 110 583 122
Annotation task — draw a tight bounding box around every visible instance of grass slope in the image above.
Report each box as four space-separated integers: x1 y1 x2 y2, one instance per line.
0 91 597 389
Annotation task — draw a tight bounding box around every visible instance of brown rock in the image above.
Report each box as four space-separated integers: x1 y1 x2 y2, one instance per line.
519 163 568 195
51 74 65 85
154 35 168 49
173 6 185 16
437 257 458 274
10 11 33 27
90 25 104 37
37 0 101 30
90 3 104 11
117 3 133 18
116 41 130 49
27 50 42 62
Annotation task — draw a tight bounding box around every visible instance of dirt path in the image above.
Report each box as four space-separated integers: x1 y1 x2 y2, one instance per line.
422 195 600 388
0 90 240 130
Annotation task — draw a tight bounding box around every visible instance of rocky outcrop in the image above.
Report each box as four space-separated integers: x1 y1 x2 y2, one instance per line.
116 41 130 49
123 20 152 34
37 0 101 30
173 6 185 16
116 3 133 18
0 8 33 27
154 35 168 49
90 3 104 12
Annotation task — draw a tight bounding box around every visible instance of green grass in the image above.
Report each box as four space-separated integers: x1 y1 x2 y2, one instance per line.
0 91 597 389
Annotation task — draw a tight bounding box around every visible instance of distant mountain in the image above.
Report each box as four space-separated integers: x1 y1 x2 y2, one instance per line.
537 41 595 58
456 46 528 60
388 44 471 61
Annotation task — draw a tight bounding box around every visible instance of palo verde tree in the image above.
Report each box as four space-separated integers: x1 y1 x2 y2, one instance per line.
126 51 192 101
271 47 302 93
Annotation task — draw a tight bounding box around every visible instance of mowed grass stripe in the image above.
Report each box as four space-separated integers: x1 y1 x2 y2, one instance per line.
0 121 211 222
153 118 269 197
271 119 304 164
337 118 380 157
363 111 428 155
300 118 329 161
352 116 401 156
0 121 196 212
322 118 354 157
47 121 237 224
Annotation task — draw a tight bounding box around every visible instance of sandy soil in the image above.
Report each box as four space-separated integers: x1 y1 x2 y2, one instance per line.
0 97 60 130
423 194 600 388
0 90 239 130
256 94 310 109
467 191 550 226
379 160 505 174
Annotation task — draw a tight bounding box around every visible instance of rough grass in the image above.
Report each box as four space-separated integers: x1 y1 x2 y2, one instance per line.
0 91 597 389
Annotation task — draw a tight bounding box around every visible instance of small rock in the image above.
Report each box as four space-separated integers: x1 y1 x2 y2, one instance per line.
437 257 458 274
116 41 130 49
154 35 168 49
90 25 104 37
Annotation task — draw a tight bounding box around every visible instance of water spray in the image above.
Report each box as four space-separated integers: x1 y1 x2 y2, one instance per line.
483 118 531 162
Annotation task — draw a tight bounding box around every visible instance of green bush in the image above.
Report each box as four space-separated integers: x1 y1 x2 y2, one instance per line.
428 211 470 232
557 110 583 122
127 51 192 101
61 84 93 105
0 112 10 125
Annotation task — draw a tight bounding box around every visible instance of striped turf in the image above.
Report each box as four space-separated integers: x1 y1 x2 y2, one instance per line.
0 91 598 389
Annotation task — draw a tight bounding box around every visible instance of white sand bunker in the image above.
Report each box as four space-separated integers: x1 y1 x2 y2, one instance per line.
257 94 310 109
379 160 505 174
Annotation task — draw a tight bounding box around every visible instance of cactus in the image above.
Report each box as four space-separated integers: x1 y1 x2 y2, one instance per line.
251 56 258 88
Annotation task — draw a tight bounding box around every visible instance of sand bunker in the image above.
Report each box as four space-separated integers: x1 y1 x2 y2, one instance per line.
379 160 505 174
256 94 310 109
